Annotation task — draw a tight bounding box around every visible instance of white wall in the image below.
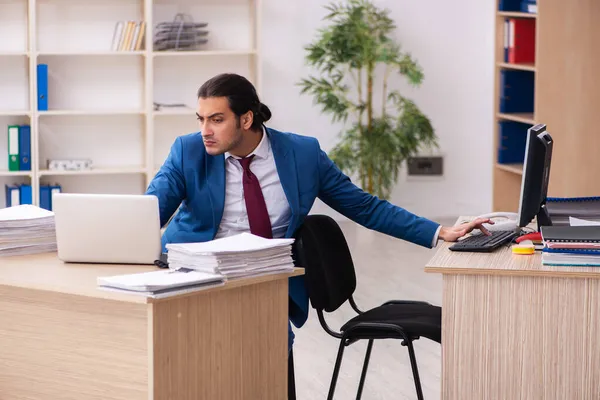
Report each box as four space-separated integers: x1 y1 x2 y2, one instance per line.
260 0 495 221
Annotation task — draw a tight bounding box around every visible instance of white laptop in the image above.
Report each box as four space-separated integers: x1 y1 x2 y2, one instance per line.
53 193 162 264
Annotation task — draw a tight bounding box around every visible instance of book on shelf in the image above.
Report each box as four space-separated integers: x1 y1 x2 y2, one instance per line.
111 21 146 52
7 124 31 172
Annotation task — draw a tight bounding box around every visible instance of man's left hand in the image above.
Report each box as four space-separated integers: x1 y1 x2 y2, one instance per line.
438 218 494 242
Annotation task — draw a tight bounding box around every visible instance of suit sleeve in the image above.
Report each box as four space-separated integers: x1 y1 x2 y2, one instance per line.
316 143 440 248
146 136 186 227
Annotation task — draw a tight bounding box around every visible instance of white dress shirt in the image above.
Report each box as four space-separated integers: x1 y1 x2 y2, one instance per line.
214 128 442 246
215 128 292 239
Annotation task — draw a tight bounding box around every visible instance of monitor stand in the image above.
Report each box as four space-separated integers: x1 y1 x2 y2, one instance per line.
536 203 553 231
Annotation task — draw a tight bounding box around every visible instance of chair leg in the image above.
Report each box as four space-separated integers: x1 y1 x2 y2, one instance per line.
288 348 296 400
405 339 424 400
328 339 346 400
356 339 374 400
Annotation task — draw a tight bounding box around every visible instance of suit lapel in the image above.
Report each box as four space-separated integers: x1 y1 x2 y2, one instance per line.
205 153 226 238
268 128 300 236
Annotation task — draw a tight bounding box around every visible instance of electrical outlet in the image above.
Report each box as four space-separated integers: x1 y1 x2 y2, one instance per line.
407 156 443 176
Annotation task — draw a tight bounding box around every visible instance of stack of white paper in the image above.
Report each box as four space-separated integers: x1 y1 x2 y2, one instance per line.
0 205 57 257
166 233 296 279
97 269 225 298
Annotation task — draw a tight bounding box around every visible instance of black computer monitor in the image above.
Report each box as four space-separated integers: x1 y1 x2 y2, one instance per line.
517 123 554 230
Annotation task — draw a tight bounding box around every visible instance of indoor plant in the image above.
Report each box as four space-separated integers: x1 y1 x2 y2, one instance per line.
299 0 438 199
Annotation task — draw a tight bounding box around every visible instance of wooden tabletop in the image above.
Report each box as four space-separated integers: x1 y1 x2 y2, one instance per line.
425 217 600 279
0 252 304 303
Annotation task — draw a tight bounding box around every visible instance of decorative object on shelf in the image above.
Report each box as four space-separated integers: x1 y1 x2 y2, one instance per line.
111 21 146 51
153 13 208 52
47 159 93 171
153 102 193 112
298 0 438 199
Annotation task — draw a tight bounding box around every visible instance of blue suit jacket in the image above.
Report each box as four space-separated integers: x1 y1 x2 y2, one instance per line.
146 127 440 329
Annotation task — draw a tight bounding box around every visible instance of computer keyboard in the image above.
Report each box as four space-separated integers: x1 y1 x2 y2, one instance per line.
449 230 519 252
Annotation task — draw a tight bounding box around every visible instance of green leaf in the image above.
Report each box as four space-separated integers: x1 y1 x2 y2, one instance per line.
298 0 437 199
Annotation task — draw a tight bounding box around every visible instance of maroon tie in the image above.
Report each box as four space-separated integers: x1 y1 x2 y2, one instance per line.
239 155 273 239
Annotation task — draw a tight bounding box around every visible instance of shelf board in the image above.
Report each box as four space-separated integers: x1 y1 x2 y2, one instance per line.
38 167 147 176
38 110 145 116
497 112 535 125
497 11 537 18
152 49 256 57
0 111 31 117
37 51 145 56
497 62 536 72
0 170 33 177
496 163 523 175
0 51 28 56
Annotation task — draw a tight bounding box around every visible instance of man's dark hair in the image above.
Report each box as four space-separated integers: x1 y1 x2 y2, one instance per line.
197 73 272 130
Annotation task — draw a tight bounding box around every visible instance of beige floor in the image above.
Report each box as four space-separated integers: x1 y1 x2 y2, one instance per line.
293 217 456 400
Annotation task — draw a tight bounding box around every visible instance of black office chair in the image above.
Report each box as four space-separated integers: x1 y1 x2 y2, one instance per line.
292 215 441 400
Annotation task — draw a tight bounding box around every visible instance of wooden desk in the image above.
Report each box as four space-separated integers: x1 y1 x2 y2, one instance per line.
0 252 304 400
425 222 600 400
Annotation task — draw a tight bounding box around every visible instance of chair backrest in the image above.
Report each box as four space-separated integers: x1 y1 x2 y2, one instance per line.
292 214 357 313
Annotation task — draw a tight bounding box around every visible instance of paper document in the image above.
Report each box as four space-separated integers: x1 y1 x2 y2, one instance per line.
569 217 600 226
166 233 296 279
97 269 224 293
0 205 57 257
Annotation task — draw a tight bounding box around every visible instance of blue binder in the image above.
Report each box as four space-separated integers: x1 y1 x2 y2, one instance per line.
37 64 48 111
498 121 529 164
18 125 31 171
39 184 52 210
19 184 32 205
499 70 535 114
520 0 537 13
499 0 522 11
49 184 62 210
5 184 20 207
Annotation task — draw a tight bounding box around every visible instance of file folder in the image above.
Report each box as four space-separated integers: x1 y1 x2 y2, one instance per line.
499 70 535 114
18 125 31 171
5 185 20 207
49 184 62 210
39 185 51 211
8 125 19 171
498 121 528 164
19 184 32 205
37 64 48 111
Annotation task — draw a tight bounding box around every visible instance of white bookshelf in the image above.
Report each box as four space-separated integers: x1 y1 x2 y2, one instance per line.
0 0 261 208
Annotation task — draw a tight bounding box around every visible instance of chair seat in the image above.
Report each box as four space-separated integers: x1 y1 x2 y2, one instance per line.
340 303 441 343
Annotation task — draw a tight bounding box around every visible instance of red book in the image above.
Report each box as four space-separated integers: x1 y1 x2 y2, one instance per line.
509 18 536 64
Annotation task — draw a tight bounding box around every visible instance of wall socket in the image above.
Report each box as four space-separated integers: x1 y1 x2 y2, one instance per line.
407 156 444 176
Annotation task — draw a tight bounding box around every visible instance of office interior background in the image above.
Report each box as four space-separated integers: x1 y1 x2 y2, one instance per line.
0 0 495 219
5 0 598 398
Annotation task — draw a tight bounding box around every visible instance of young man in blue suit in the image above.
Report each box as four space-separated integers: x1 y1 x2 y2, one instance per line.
146 73 490 395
